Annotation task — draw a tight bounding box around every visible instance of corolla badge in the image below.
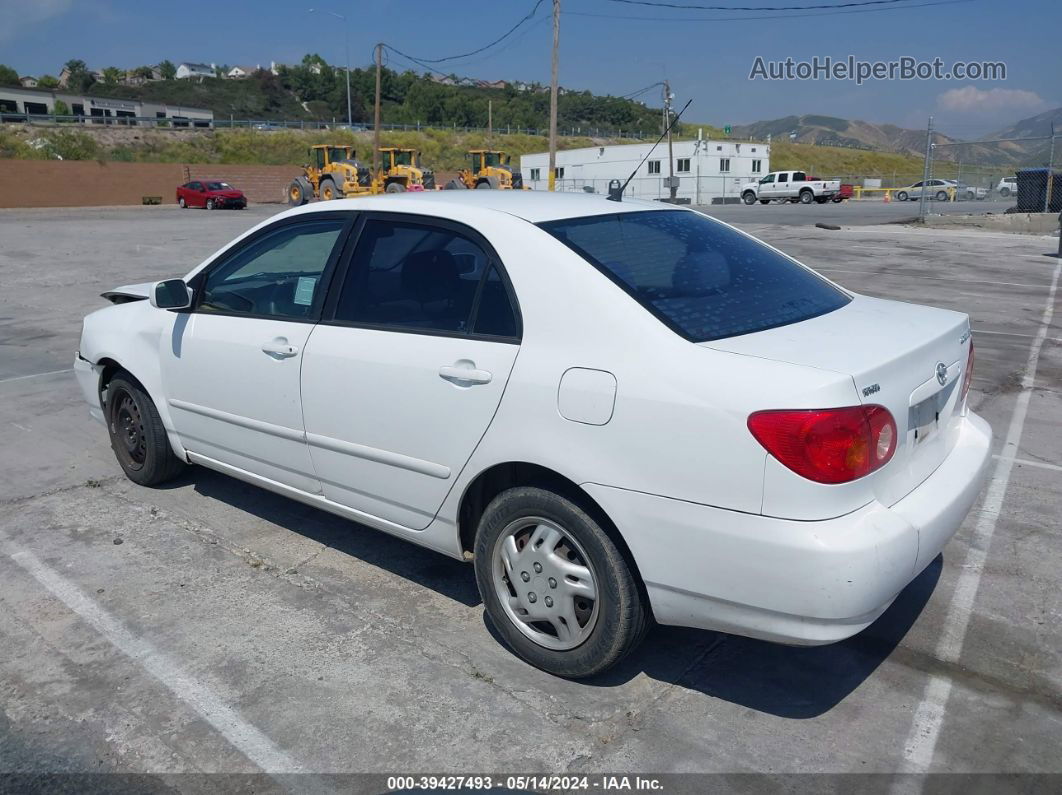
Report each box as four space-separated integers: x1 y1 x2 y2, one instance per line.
936 362 949 386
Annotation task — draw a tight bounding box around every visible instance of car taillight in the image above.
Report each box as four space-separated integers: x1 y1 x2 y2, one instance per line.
960 339 974 406
747 405 897 484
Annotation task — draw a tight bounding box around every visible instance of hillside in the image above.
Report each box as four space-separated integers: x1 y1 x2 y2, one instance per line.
0 125 635 172
66 61 670 137
730 114 961 157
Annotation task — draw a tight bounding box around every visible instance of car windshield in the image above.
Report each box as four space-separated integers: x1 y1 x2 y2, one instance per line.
540 210 850 342
206 182 231 190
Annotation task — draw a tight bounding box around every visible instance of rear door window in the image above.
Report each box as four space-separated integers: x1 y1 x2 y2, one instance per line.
540 210 850 341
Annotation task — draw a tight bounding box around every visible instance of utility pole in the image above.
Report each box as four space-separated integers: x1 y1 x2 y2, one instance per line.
919 116 933 222
548 0 560 191
374 42 383 174
1045 123 1056 214
488 99 493 149
307 9 351 127
664 80 676 201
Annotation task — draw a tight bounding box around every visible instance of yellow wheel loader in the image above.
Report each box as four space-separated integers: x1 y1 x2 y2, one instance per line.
449 149 524 190
377 147 436 192
288 145 382 206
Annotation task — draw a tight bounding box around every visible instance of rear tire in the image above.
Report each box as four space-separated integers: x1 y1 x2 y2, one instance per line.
935 190 948 201
205 198 216 210
105 373 185 487
475 181 492 189
799 189 814 204
178 196 186 208
288 178 309 206
385 181 406 193
473 486 649 679
999 187 1011 197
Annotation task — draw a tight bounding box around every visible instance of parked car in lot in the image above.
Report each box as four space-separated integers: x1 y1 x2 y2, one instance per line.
75 192 990 678
894 179 953 202
956 182 988 201
741 171 841 205
176 180 247 210
996 176 1017 197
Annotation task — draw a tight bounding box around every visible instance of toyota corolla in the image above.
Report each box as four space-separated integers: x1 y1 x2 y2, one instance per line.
75 192 991 678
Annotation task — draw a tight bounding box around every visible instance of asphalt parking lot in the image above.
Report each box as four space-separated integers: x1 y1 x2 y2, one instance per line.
701 197 1016 227
1 203 1059 785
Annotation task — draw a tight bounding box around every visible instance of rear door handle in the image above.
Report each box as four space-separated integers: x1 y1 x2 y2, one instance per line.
439 364 492 385
262 339 299 358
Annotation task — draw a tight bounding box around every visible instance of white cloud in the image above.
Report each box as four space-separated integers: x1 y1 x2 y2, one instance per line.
0 0 73 42
937 86 1047 114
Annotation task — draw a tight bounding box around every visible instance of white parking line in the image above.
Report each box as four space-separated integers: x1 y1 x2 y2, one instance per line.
898 258 1061 778
2 540 320 786
0 368 73 384
992 454 1062 474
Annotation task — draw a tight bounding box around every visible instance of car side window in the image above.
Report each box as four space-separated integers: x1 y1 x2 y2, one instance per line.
333 218 517 338
473 265 518 338
778 173 789 183
197 218 345 319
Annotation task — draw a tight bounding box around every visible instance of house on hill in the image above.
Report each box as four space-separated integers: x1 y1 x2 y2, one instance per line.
227 65 260 79
175 62 215 79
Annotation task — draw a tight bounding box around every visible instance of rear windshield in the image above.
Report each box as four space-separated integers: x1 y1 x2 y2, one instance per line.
539 210 850 342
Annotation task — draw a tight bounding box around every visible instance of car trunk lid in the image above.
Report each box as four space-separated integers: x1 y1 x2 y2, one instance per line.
702 294 971 505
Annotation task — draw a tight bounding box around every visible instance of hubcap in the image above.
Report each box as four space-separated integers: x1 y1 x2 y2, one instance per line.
111 390 146 469
492 517 599 651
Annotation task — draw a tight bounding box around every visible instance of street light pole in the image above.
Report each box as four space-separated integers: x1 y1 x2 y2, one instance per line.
308 8 351 127
374 43 383 174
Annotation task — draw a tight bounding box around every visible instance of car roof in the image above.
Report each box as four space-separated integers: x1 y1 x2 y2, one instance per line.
285 190 671 224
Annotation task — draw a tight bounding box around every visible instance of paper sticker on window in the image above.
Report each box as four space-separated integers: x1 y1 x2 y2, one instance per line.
293 276 316 306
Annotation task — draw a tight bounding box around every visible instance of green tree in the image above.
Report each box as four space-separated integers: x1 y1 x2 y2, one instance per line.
37 74 59 88
102 66 122 84
158 60 176 80
53 99 71 121
63 59 95 92
134 65 154 81
0 64 20 86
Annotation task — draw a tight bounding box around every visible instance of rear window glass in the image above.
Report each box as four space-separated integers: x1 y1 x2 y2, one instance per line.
539 210 850 341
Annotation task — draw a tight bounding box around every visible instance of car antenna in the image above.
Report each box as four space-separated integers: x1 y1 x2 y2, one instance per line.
608 98 693 202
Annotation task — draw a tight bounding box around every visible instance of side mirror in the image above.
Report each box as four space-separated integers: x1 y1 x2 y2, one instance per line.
150 279 192 310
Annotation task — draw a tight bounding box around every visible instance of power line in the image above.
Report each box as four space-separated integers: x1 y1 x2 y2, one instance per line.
603 0 928 11
570 0 970 22
619 81 665 100
383 0 547 66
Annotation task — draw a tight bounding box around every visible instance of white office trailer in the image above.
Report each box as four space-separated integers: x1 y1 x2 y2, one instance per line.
519 136 770 204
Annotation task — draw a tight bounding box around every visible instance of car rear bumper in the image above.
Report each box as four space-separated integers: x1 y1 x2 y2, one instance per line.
584 411 992 645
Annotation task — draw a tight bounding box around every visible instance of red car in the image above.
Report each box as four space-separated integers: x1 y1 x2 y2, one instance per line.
176 180 247 210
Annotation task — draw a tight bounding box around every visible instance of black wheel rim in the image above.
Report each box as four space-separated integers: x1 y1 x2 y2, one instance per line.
111 389 147 470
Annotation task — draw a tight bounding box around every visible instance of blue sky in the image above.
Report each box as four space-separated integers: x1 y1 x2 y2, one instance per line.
0 0 1057 137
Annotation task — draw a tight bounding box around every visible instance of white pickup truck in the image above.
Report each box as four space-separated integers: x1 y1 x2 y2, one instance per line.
741 171 841 205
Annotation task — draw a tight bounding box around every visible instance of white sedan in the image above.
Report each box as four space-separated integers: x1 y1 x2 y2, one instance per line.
75 192 991 678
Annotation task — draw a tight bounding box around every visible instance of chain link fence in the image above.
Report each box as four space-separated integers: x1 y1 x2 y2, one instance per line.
0 111 651 140
914 126 1060 219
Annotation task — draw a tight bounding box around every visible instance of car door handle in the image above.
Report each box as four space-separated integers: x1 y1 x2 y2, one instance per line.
262 339 299 358
439 364 492 385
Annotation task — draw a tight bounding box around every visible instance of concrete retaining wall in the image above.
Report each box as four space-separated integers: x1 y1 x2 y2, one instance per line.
0 160 303 208
923 211 1062 236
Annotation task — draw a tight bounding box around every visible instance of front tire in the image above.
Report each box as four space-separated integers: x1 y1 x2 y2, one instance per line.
473 487 649 678
105 374 185 486
999 187 1011 197
742 191 757 205
385 181 406 193
896 191 908 202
